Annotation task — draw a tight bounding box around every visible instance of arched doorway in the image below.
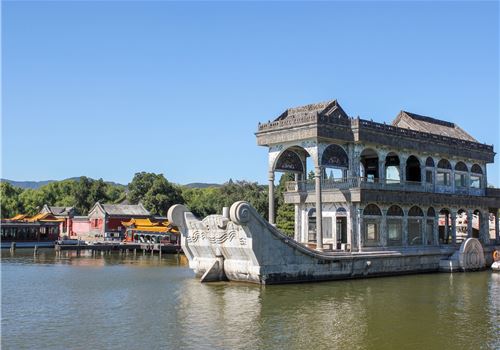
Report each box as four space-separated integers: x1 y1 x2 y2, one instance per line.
406 155 422 183
439 208 452 244
360 148 379 183
336 207 348 248
322 144 348 181
472 209 482 239
385 153 400 184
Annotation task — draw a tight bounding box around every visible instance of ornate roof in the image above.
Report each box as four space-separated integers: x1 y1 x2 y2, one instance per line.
274 99 348 122
392 111 477 142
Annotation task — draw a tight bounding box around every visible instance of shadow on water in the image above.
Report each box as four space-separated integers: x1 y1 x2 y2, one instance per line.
2 249 499 350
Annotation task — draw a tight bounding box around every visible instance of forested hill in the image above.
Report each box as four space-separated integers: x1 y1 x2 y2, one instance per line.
2 177 126 190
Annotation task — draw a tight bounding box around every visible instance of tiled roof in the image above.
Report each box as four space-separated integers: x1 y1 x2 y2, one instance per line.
101 204 150 216
274 99 348 121
49 206 74 215
392 111 477 142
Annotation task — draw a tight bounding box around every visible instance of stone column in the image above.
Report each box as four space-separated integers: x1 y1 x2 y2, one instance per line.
422 214 427 245
315 166 323 251
381 209 388 247
399 156 407 184
451 211 457 244
379 160 385 184
402 210 408 247
434 212 439 246
357 205 363 252
294 204 300 242
268 171 275 225
444 212 449 243
467 209 473 238
495 210 500 244
481 210 489 244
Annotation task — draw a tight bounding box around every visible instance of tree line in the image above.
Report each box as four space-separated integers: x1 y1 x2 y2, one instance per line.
1 172 295 236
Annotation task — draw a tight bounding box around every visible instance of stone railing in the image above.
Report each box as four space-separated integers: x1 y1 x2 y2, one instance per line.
286 177 490 196
257 112 351 132
486 187 500 198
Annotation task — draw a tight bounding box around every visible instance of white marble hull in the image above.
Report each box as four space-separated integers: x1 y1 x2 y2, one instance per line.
168 202 494 284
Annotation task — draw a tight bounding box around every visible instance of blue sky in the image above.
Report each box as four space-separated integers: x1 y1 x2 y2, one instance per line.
2 1 499 186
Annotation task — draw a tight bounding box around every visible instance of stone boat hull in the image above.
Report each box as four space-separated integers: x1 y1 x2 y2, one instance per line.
168 201 493 284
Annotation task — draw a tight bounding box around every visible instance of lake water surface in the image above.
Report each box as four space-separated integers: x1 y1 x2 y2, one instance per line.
2 249 499 349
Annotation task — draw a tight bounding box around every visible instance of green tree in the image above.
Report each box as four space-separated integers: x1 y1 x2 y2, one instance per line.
181 187 220 218
128 172 184 216
275 173 295 237
0 182 24 218
72 177 93 214
88 178 109 205
19 188 49 216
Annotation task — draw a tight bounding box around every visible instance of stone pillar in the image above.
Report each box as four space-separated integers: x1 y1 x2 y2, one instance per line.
402 211 408 247
444 212 449 243
379 160 385 184
381 209 387 247
495 210 500 244
434 212 439 246
294 204 300 242
268 171 275 225
315 166 323 251
451 211 457 244
357 205 363 252
399 156 407 184
467 209 473 238
481 210 489 244
422 214 427 245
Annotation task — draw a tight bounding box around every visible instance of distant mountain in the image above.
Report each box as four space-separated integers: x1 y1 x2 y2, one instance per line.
2 178 219 190
1 179 55 189
183 182 222 189
1 178 126 190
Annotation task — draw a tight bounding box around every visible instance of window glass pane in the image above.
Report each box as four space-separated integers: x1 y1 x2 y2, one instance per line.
455 174 466 187
470 175 480 188
408 219 422 245
366 223 377 240
388 221 402 245
426 170 432 183
426 221 434 245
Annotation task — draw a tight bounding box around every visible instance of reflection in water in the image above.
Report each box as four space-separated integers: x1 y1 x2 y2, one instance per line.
2 249 499 350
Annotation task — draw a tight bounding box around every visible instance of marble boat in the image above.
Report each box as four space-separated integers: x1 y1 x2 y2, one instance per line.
169 99 500 284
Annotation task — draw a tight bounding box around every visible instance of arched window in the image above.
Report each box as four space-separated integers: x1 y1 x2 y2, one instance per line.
408 206 424 216
454 162 468 188
275 149 304 173
360 148 379 182
470 164 482 188
406 155 421 183
322 144 348 168
385 153 400 184
408 206 423 245
471 164 483 174
363 204 382 216
437 159 452 169
426 207 436 246
436 159 451 186
387 205 404 216
425 157 435 167
387 205 403 246
427 207 436 217
363 204 381 246
455 162 468 172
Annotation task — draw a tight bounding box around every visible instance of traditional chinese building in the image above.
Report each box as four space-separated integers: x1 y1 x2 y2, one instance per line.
87 203 151 240
1 213 63 247
39 205 78 237
122 218 179 244
256 99 500 252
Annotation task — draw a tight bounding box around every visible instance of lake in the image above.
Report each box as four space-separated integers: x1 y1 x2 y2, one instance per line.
1 249 499 349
